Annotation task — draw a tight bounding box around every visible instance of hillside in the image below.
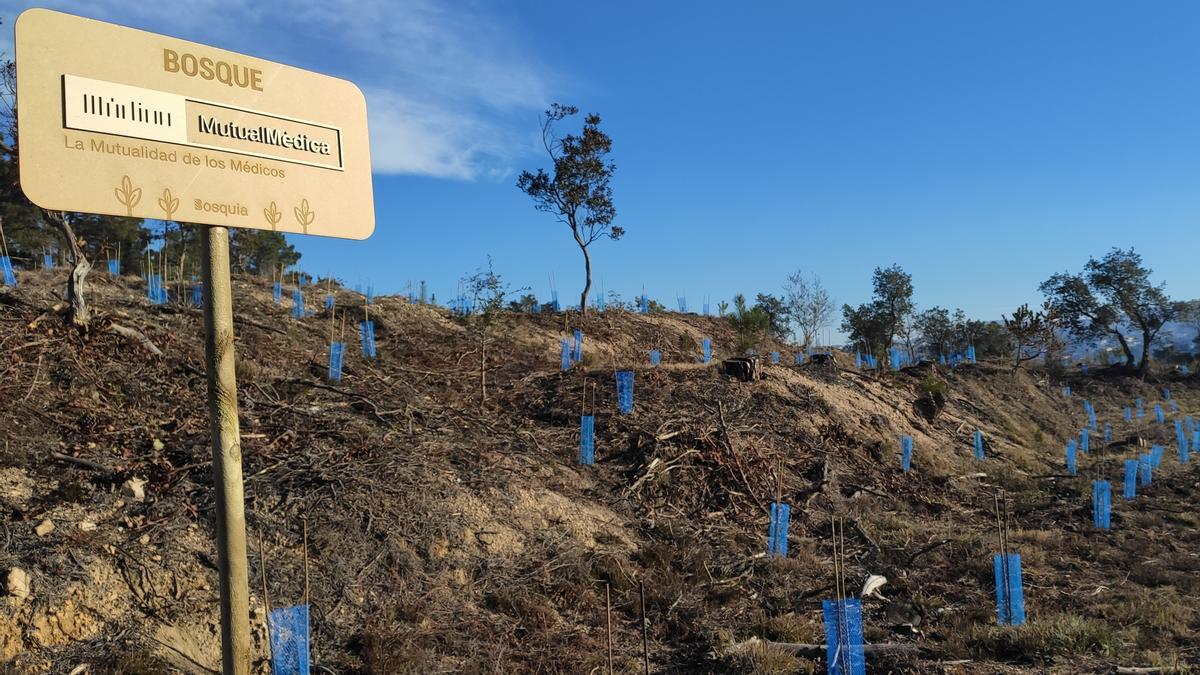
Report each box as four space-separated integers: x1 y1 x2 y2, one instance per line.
2 269 1199 674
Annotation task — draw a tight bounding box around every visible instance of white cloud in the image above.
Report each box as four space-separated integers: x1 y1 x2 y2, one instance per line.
1 0 554 179
365 87 517 179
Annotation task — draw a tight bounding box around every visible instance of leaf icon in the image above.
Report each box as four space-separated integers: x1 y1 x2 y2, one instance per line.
157 188 179 220
264 201 282 230
114 175 142 216
293 199 315 235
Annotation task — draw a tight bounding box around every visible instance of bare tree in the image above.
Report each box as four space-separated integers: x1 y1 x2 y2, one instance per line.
783 270 834 349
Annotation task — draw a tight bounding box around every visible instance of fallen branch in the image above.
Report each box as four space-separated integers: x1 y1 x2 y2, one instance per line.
160 304 288 336
1139 504 1186 515
729 637 921 658
715 401 760 503
844 482 890 500
234 314 289 336
905 538 950 566
107 322 163 356
50 451 113 473
27 302 67 330
626 450 702 496
626 457 663 495
277 376 393 423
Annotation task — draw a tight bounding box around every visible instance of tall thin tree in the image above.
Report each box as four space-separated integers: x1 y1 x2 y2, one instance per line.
517 104 622 315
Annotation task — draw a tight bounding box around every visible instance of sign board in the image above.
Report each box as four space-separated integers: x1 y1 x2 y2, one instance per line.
15 8 374 239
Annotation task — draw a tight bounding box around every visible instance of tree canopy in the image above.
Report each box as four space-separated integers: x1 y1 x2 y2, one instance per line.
841 264 914 355
1040 248 1175 371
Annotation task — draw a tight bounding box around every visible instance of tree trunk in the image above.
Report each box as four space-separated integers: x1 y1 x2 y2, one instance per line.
1138 328 1153 372
1114 329 1136 367
480 329 487 402
45 211 91 330
577 238 592 316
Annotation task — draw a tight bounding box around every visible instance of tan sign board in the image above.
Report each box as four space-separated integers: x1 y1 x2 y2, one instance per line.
16 8 374 239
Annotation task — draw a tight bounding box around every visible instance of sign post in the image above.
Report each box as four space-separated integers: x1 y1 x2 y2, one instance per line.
201 224 252 671
16 9 374 671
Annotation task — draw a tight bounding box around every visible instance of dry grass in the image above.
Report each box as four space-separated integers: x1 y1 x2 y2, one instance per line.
972 614 1132 662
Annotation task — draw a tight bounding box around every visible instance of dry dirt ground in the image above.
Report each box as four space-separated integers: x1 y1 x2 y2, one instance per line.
2 268 1199 674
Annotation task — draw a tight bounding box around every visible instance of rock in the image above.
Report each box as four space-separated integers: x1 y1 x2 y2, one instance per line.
35 519 55 537
884 600 923 627
6 567 29 601
138 534 150 546
121 477 147 502
78 521 96 532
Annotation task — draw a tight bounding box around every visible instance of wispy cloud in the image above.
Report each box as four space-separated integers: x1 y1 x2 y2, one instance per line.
1 0 555 179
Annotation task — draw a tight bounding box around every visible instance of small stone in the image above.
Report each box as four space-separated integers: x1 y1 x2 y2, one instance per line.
151 555 161 562
138 534 150 546
78 521 96 532
121 477 147 502
35 519 55 537
6 567 29 600
113 500 125 509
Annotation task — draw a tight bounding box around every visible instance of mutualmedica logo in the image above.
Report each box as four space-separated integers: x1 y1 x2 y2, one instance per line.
79 91 175 127
195 116 333 156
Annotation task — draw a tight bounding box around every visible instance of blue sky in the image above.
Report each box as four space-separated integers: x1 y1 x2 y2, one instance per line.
5 1 1199 330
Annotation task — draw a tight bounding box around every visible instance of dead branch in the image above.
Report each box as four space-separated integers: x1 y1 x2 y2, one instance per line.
107 322 163 356
49 451 114 473
729 637 921 658
715 401 760 503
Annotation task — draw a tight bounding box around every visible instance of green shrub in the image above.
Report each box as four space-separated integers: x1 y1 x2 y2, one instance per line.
919 376 947 397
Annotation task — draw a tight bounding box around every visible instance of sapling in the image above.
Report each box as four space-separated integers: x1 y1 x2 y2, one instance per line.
460 257 525 403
